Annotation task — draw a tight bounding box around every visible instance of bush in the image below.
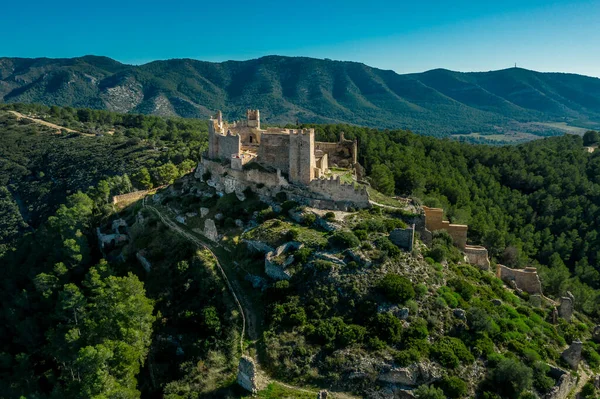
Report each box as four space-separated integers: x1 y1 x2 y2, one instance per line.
285 229 299 241
328 231 360 249
354 229 368 240
431 337 474 369
437 376 467 398
580 381 598 399
487 357 533 398
428 245 447 262
313 259 334 272
448 278 475 301
281 200 298 213
303 213 316 226
414 385 445 399
374 236 401 257
379 274 415 303
324 211 336 221
294 247 313 264
373 312 403 343
258 206 277 222
275 191 287 202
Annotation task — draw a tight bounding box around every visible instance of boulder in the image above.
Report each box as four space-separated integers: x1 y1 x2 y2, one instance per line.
237 355 257 393
378 367 417 386
200 207 209 218
397 308 410 320
491 299 502 306
561 340 582 370
593 325 600 343
244 240 274 254
235 219 244 227
453 309 466 320
175 215 186 225
204 219 218 242
558 295 574 322
214 213 224 221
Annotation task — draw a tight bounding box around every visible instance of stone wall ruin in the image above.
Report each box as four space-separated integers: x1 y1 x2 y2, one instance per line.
423 206 468 249
389 225 415 251
464 245 491 270
496 264 543 295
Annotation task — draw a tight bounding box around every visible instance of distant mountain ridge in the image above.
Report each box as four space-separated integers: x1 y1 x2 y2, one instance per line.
1 55 599 136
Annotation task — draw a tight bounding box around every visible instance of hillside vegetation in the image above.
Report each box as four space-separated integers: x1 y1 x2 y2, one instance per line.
1 56 600 138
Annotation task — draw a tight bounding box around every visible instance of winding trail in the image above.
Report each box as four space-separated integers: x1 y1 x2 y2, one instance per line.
142 198 359 398
7 111 95 136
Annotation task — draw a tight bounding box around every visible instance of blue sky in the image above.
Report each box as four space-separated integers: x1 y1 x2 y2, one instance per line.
2 0 599 76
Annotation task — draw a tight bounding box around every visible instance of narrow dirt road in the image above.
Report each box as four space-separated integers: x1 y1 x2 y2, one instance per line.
7 110 95 136
142 200 359 398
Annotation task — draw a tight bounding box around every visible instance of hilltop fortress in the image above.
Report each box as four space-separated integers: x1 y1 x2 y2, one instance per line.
196 110 369 210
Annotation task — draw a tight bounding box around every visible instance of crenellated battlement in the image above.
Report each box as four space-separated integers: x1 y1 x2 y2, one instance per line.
206 108 357 187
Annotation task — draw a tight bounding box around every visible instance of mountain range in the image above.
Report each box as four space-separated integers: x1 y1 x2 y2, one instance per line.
1 55 600 137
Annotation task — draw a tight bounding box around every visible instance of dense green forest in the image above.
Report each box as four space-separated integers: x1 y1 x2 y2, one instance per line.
0 103 207 254
2 55 599 137
305 123 600 317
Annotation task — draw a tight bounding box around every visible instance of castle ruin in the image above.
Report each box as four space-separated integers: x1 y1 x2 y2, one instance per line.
199 110 368 210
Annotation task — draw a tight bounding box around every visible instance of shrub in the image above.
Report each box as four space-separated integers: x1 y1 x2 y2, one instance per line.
431 337 474 369
324 211 336 221
313 259 334 272
467 307 493 333
448 278 475 301
414 385 445 399
258 206 276 222
394 347 423 366
354 229 368 240
328 231 360 249
532 362 554 394
428 245 447 262
437 376 467 399
487 357 533 398
415 284 428 298
374 236 401 257
275 191 287 202
379 274 415 303
281 200 299 213
580 381 598 399
294 247 313 264
303 213 316 226
373 312 403 343
285 229 299 241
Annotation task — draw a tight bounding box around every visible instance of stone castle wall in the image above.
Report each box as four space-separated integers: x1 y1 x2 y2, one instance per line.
389 225 415 251
315 133 357 167
257 133 290 173
464 245 490 270
289 130 315 185
112 189 152 205
211 131 241 161
423 206 468 249
496 265 542 294
307 176 370 209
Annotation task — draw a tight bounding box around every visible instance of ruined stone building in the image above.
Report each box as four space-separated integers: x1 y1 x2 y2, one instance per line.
199 110 368 210
207 110 357 185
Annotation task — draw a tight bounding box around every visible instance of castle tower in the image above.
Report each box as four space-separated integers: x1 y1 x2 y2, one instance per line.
246 109 260 129
289 129 315 185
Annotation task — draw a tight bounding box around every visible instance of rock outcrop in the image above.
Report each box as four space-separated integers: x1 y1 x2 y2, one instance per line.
237 356 258 393
204 219 218 242
561 340 582 370
558 292 574 322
